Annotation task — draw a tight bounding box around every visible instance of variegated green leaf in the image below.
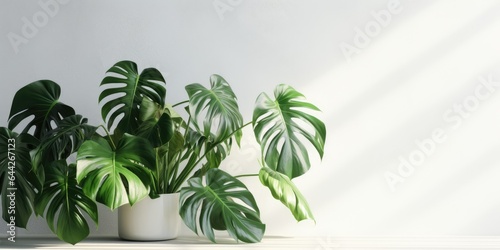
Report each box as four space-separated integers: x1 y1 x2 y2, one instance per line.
253 84 326 179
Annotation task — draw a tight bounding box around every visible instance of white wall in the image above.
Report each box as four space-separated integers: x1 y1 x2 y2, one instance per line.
2 0 500 239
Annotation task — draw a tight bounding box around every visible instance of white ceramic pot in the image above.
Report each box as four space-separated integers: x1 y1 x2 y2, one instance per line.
118 193 181 241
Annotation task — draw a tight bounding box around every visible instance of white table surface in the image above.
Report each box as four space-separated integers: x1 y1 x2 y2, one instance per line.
2 236 500 249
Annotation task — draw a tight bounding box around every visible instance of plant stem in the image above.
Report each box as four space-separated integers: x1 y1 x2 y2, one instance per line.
234 174 259 178
155 148 162 192
172 100 189 108
238 121 253 133
172 117 191 182
170 121 253 192
98 125 116 150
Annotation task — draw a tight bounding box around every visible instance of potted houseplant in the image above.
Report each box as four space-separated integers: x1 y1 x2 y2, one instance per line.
0 60 326 244
74 61 179 241
0 80 99 244
75 60 326 243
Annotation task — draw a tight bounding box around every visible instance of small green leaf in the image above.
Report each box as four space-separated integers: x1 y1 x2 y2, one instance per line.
42 115 97 155
136 98 174 147
259 167 315 222
180 169 265 243
31 115 97 183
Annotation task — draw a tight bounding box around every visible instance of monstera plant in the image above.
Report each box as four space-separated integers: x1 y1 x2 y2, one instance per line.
0 60 326 244
0 81 98 244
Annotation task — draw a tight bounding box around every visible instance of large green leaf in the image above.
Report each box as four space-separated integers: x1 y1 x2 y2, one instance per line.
35 161 98 245
180 168 265 243
259 167 315 222
76 134 155 210
253 84 326 179
8 80 75 139
99 60 166 137
0 128 39 228
185 74 243 144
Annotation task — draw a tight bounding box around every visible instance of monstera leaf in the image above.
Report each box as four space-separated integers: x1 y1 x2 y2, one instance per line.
259 167 315 222
31 115 97 183
35 161 98 245
99 60 166 138
135 98 174 147
185 74 243 144
40 115 97 158
76 134 155 210
253 84 326 179
0 128 39 228
180 168 265 243
8 80 75 139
